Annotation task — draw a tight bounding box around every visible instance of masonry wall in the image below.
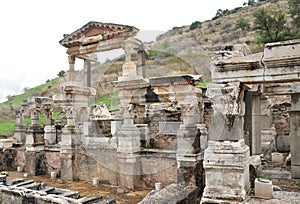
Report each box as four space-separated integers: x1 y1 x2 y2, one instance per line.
44 150 60 175
147 106 181 149
272 102 291 152
73 149 119 186
141 152 177 189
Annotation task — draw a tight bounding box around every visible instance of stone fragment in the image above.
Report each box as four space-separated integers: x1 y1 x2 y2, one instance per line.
255 178 273 199
272 152 284 164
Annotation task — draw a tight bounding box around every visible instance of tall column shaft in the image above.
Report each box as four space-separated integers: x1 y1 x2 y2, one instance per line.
291 92 300 179
251 93 261 155
84 59 91 87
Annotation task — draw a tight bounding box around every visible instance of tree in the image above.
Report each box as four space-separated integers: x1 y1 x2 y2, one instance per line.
189 21 201 30
289 0 300 37
212 9 229 20
22 87 30 93
57 70 66 78
247 0 256 6
253 6 289 43
236 17 250 33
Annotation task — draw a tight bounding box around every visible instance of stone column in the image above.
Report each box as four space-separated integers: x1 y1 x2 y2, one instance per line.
201 82 250 203
25 99 45 151
176 87 202 189
13 109 27 145
25 97 45 176
84 59 91 87
291 83 300 179
59 86 96 181
68 55 75 72
251 92 261 155
66 55 78 84
137 50 146 67
60 105 76 181
115 49 148 190
43 103 56 145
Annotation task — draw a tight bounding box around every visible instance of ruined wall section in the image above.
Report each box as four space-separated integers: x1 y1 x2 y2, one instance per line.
141 152 177 189
147 104 181 149
272 103 291 137
73 149 119 186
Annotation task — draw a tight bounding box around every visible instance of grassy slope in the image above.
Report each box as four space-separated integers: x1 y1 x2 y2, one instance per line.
0 78 60 107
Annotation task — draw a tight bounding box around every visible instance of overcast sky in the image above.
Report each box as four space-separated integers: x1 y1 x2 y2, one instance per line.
0 0 246 102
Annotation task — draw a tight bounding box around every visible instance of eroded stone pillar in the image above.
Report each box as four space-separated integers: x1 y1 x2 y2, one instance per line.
201 82 250 203
115 54 148 190
176 86 203 189
25 97 45 176
60 85 96 181
291 83 300 179
43 103 56 145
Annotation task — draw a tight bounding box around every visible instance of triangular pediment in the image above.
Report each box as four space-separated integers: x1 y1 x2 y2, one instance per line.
59 21 139 48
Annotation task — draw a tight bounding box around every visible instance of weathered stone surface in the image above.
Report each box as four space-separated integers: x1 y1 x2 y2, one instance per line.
158 121 181 135
203 139 250 201
0 178 113 204
138 183 200 204
211 40 300 83
249 155 261 188
271 152 284 164
25 151 47 176
262 170 291 180
246 191 300 203
255 178 273 199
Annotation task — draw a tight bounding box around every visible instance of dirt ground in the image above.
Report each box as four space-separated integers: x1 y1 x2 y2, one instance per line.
5 168 300 203
5 171 150 204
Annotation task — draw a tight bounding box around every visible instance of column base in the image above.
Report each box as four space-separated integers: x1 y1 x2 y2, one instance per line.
202 139 250 201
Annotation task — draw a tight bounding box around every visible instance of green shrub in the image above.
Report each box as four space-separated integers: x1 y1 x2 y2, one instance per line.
190 21 201 30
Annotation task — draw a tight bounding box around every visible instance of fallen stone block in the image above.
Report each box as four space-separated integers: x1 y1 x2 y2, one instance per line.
138 183 200 204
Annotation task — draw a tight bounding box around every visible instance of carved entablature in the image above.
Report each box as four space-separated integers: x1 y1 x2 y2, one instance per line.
59 21 140 58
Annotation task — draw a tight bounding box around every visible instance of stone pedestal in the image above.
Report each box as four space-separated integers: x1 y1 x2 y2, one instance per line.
44 125 57 145
117 123 141 154
25 150 46 176
25 125 45 151
14 124 27 145
290 89 300 179
202 83 250 202
60 125 76 181
203 139 250 201
117 154 141 190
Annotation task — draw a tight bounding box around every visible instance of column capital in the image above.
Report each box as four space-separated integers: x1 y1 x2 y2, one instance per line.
207 82 242 116
68 55 76 64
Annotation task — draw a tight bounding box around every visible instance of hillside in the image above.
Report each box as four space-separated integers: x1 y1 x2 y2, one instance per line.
0 0 294 136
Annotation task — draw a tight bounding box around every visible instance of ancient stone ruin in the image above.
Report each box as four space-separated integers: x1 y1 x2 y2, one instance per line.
1 22 300 203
